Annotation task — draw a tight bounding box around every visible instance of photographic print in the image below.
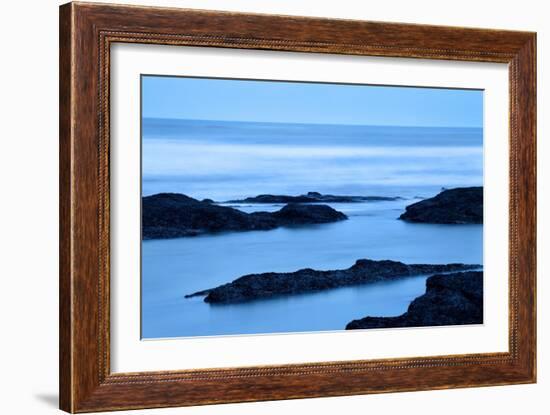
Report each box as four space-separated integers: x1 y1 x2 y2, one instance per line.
141 76 484 339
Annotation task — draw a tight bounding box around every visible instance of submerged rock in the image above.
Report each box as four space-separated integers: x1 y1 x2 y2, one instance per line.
346 271 483 329
142 193 347 239
399 187 483 224
185 259 481 304
226 192 402 204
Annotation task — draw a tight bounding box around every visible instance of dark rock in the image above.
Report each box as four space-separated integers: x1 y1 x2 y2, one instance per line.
186 259 481 304
399 187 483 224
142 193 347 239
271 203 348 224
346 271 483 329
226 192 402 204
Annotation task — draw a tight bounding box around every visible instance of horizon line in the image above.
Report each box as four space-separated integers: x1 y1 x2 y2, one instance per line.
141 116 483 130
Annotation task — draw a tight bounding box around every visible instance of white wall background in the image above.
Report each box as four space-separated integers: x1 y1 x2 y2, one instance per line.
0 0 546 414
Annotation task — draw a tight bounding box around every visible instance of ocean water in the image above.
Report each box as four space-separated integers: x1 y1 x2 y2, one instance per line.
141 118 483 338
142 118 483 201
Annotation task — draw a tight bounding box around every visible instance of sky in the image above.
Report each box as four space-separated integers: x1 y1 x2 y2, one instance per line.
141 75 483 128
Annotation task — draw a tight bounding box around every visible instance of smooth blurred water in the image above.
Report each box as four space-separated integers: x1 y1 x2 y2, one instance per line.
142 201 482 338
142 118 482 201
141 119 483 338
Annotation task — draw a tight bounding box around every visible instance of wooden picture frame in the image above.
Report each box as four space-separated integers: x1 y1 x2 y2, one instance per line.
59 2 536 412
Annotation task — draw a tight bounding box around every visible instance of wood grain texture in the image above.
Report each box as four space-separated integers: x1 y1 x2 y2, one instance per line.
59 2 537 412
59 3 73 411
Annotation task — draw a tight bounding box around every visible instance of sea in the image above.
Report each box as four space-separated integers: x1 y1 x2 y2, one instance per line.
141 118 483 338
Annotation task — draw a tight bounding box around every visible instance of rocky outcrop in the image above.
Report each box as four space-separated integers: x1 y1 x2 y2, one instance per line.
399 187 483 224
227 191 402 204
253 203 348 225
346 271 482 329
186 259 481 304
142 193 347 239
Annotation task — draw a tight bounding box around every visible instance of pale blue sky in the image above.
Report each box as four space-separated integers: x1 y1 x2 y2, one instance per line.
142 75 483 128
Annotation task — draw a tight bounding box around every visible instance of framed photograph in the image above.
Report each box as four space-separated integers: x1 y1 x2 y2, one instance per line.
59 2 536 412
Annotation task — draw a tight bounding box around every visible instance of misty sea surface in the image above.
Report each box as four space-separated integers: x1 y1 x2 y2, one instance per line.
141 118 483 339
